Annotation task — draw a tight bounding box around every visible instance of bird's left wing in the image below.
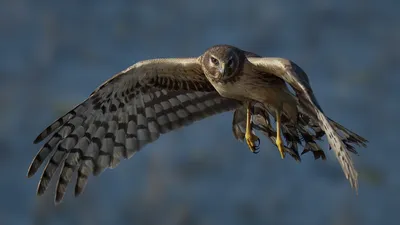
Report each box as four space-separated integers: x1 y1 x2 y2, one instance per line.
247 57 367 191
28 58 240 203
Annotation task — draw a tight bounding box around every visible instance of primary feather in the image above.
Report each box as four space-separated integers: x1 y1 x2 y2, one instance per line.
28 58 240 204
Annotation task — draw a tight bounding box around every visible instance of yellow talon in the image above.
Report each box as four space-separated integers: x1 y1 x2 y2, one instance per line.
245 102 260 153
275 111 286 159
245 130 260 153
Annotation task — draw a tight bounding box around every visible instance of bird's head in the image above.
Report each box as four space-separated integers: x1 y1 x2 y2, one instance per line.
201 45 245 82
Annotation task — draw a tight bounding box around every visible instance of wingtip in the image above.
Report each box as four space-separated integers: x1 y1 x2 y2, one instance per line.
74 181 84 198
74 188 83 198
352 182 359 195
27 162 38 178
54 193 64 205
348 172 359 194
27 158 41 178
26 169 35 178
33 136 42 144
36 185 46 197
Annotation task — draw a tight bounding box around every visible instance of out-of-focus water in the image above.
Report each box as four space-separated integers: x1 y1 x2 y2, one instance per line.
1 0 399 224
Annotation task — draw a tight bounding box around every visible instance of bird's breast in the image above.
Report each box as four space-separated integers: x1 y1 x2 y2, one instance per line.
212 81 245 99
211 75 265 102
211 72 295 107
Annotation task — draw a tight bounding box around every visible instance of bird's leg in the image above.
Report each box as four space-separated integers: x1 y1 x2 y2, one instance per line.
245 102 260 153
275 110 286 159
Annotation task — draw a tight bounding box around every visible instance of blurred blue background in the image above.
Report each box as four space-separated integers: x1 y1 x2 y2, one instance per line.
1 0 398 224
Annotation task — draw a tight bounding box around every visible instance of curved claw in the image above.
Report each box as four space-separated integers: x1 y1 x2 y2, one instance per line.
254 137 260 149
253 149 260 154
252 138 260 154
245 133 260 154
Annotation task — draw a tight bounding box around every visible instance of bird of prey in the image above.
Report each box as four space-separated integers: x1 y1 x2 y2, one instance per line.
28 44 367 204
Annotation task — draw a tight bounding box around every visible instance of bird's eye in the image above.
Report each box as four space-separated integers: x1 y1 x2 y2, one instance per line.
210 57 219 65
227 59 233 67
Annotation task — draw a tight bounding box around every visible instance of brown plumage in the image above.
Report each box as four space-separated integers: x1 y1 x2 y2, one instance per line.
28 44 367 204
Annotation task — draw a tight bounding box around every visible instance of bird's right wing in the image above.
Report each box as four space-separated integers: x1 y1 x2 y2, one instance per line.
28 58 240 204
248 57 368 191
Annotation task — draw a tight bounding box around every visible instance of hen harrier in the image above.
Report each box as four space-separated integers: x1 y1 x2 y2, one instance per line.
28 45 367 204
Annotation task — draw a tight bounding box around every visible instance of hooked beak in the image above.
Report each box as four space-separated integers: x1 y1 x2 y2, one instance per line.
218 63 226 76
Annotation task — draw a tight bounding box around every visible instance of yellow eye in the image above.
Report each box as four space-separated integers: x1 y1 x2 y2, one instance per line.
210 57 219 65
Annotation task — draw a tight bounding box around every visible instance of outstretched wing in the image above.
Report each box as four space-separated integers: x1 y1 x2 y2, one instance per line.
248 57 367 191
28 58 240 203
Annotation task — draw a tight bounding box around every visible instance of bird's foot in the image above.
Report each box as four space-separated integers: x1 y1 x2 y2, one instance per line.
275 110 286 159
245 131 260 154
